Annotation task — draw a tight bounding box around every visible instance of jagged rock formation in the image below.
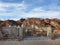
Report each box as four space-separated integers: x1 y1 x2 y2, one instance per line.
0 20 18 27
0 18 60 28
0 18 60 35
22 18 60 27
21 18 60 37
17 18 25 26
50 18 60 27
0 18 25 27
0 18 60 39
0 18 60 31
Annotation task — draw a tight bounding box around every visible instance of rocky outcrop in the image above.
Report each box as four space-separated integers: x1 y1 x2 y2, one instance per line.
0 18 25 27
0 18 60 39
0 18 60 30
0 20 18 27
17 18 25 26
21 18 60 37
50 18 60 27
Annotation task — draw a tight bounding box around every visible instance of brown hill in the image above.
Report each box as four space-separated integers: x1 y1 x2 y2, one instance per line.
0 20 18 27
0 18 25 28
0 18 60 37
0 18 60 28
22 18 60 27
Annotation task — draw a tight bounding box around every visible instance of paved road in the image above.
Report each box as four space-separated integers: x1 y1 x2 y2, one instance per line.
0 36 60 45
0 39 60 45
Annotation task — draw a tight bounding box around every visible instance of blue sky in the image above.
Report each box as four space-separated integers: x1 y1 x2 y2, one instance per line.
0 0 60 20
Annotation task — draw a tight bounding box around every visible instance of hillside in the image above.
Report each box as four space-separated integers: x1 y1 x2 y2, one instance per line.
0 18 60 28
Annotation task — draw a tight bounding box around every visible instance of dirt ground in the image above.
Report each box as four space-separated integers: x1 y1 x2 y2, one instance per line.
0 39 60 45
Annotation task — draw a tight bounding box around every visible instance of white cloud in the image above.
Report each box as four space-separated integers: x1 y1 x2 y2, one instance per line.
0 0 60 20
24 7 60 18
0 1 28 20
0 1 26 13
